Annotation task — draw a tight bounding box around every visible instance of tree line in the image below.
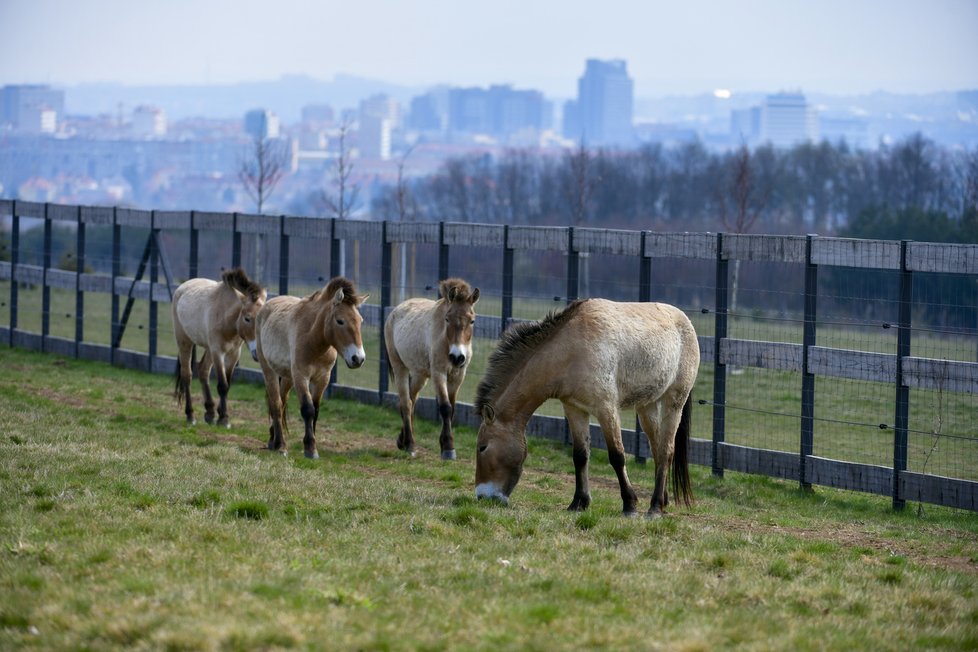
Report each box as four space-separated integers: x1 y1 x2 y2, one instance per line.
372 133 978 244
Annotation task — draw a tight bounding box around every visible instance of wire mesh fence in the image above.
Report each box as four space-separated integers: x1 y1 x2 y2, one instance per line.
1 200 976 511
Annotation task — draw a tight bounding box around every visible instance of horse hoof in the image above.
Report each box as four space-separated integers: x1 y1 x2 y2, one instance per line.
622 510 639 518
204 414 215 425
304 451 319 460
186 418 196 426
441 450 457 461
645 511 664 520
218 419 231 429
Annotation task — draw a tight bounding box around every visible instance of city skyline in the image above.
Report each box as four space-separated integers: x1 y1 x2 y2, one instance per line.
2 0 977 98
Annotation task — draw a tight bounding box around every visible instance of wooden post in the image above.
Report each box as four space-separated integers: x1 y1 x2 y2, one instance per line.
712 233 729 478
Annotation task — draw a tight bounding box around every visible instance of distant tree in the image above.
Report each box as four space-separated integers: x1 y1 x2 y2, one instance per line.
239 136 288 215
321 119 360 220
239 135 289 281
563 138 597 226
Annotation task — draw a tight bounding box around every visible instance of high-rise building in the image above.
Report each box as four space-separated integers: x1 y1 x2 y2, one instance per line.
132 106 167 138
761 92 818 147
563 59 634 146
445 85 551 141
359 114 392 160
730 106 762 143
1 84 64 132
244 109 280 140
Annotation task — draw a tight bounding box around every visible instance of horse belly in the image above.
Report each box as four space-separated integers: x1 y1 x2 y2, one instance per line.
391 311 433 373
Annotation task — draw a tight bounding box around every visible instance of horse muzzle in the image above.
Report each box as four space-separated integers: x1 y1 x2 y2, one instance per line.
475 482 509 505
344 345 366 369
248 340 258 362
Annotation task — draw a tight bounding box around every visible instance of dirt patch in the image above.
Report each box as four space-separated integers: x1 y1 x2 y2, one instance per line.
36 386 88 409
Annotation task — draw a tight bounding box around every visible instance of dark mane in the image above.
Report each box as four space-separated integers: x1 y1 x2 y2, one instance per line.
222 267 263 301
475 300 587 413
439 277 474 303
310 276 360 305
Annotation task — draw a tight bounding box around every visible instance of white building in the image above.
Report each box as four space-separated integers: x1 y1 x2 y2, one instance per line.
761 92 818 148
244 109 280 140
132 105 167 138
359 113 391 161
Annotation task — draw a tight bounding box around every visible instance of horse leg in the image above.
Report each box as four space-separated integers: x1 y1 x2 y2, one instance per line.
211 351 232 428
563 404 592 511
433 372 456 460
260 367 287 454
390 360 414 453
640 399 684 518
596 408 638 516
197 350 216 425
293 375 319 459
638 406 668 517
175 338 196 425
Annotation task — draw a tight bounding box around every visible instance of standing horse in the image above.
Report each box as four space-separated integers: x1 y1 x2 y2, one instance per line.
172 267 267 427
474 298 699 517
384 278 480 460
256 277 368 459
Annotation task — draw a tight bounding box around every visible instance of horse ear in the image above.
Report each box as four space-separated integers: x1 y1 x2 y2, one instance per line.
332 287 345 305
471 288 480 304
356 294 369 306
482 404 495 424
447 286 458 302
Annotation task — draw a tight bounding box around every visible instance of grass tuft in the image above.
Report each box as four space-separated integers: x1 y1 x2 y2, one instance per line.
226 500 270 521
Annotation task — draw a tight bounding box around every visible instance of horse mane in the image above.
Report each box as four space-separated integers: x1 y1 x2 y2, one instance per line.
221 267 263 301
439 278 474 303
475 299 587 413
310 276 361 305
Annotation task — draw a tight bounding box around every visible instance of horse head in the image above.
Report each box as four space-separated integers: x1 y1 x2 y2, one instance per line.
440 278 480 368
474 403 527 505
236 287 267 362
324 279 368 369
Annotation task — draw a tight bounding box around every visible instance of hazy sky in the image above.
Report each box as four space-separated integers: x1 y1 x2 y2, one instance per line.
2 0 977 97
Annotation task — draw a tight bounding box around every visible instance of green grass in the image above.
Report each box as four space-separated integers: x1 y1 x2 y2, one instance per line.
1 346 977 650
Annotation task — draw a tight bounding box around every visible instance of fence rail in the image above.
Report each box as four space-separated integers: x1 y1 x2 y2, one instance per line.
1 199 976 512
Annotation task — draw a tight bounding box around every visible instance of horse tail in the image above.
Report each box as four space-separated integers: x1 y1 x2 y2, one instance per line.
672 391 694 508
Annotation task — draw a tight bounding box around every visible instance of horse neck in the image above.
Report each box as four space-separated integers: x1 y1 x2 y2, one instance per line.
214 285 242 334
492 342 564 428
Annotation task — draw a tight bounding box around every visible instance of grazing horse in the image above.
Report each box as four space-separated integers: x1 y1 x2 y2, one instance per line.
256 277 368 459
172 267 266 427
384 278 480 460
474 298 699 518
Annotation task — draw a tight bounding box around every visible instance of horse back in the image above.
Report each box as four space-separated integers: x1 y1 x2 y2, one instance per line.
173 278 237 346
385 298 438 365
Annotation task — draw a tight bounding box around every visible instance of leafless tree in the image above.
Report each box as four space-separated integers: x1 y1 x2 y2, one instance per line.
564 138 596 226
239 136 288 281
321 119 360 220
239 136 287 215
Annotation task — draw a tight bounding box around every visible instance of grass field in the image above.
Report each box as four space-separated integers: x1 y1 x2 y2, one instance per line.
1 346 977 651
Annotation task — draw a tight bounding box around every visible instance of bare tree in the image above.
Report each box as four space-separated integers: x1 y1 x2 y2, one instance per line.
321 119 360 220
239 136 287 215
239 136 288 281
563 138 596 226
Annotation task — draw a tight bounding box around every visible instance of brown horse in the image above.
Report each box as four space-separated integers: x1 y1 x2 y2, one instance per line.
474 298 699 518
384 278 480 460
256 277 368 459
172 267 266 427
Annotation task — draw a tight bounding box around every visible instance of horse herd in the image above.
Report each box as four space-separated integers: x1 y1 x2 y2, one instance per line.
172 268 700 518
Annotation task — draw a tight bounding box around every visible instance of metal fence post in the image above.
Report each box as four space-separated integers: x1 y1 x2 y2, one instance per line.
635 230 653 464
231 212 241 269
438 221 449 281
9 203 20 347
189 210 199 280
502 224 513 336
148 211 159 373
75 206 85 358
379 221 392 400
712 232 728 477
41 203 52 353
278 215 289 296
893 239 913 510
110 208 120 364
566 227 579 304
800 234 818 490
327 219 340 396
